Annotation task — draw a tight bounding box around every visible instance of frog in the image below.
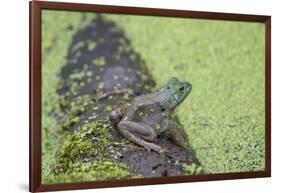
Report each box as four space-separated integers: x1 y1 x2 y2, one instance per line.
109 77 192 153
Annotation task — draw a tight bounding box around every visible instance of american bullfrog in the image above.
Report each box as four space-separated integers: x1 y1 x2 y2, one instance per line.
110 77 192 153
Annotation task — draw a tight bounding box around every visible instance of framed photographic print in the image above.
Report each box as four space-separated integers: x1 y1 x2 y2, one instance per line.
29 0 271 192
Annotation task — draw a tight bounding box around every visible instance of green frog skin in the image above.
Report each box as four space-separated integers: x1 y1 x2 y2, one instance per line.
110 77 192 153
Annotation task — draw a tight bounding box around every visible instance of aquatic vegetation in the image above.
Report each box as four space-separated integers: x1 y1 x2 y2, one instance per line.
44 120 133 183
183 163 204 175
41 11 97 179
41 10 265 183
45 158 132 183
107 14 265 173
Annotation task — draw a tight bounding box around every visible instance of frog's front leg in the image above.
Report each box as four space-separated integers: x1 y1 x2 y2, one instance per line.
168 119 188 149
168 118 196 155
109 107 125 129
118 121 164 153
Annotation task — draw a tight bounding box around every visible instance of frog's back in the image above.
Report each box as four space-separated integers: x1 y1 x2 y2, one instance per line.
126 93 169 129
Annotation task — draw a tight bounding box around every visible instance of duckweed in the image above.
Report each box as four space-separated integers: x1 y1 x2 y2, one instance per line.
42 10 266 183
107 14 265 173
183 163 204 175
92 56 106 66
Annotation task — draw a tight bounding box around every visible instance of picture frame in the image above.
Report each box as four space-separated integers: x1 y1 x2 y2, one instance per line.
30 0 271 192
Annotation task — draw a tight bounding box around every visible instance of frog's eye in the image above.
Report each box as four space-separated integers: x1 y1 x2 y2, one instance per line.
167 86 170 89
178 86 184 92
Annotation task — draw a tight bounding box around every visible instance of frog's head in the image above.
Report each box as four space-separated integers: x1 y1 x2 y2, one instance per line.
159 77 192 110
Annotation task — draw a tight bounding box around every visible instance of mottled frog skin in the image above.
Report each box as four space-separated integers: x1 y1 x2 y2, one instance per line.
110 77 192 152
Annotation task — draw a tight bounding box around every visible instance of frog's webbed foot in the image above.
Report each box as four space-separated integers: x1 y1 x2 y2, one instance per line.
142 141 166 153
118 121 166 153
140 139 167 153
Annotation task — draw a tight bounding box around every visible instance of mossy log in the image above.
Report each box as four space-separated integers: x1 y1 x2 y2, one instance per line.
50 15 202 183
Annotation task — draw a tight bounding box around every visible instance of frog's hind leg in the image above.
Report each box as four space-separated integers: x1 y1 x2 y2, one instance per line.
118 121 164 153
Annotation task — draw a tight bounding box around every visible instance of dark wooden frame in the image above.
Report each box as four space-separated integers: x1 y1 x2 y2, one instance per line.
29 0 271 192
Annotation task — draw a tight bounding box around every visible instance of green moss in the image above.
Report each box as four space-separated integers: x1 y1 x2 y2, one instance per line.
45 159 132 183
53 121 111 173
44 120 133 183
62 116 80 130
